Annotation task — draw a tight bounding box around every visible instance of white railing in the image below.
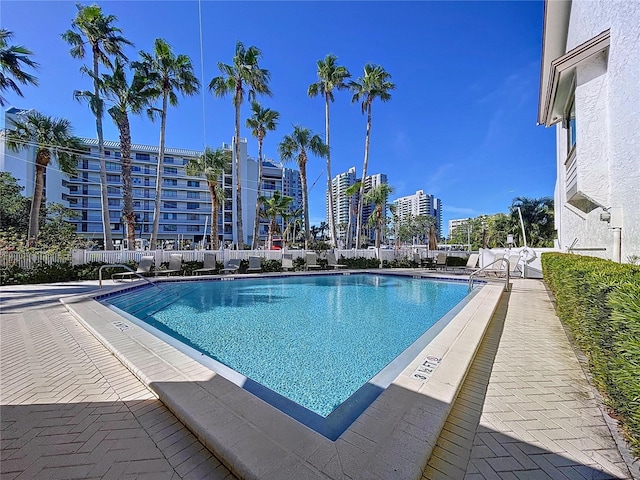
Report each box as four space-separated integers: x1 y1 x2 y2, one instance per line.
2 247 476 270
0 251 72 268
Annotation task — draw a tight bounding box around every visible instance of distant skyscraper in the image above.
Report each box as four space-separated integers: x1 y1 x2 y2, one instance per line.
391 190 443 238
282 167 303 213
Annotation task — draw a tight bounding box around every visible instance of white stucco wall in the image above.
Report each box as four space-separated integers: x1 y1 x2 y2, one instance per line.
555 0 640 262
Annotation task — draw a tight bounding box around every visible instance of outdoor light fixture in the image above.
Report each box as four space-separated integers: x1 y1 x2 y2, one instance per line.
507 234 514 245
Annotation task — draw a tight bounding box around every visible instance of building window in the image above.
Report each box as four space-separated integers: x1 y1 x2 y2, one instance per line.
115 152 121 158
187 180 200 187
132 177 142 185
106 174 120 182
164 178 178 186
187 213 199 221
187 191 200 199
567 97 576 153
164 190 177 198
134 201 141 208
164 167 178 175
107 186 120 194
186 225 200 232
132 165 141 172
164 213 178 220
106 162 119 171
163 224 177 232
164 156 174 164
164 201 177 209
186 202 199 210
135 153 150 161
108 199 120 206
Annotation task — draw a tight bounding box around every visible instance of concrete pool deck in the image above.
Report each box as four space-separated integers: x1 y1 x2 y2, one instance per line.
1 273 636 479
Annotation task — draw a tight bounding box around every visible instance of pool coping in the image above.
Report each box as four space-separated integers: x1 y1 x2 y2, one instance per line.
61 270 504 480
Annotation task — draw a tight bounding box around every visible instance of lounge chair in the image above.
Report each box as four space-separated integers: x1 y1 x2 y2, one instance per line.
155 254 183 276
508 254 522 276
434 252 447 270
112 255 154 281
193 253 217 276
326 251 346 269
462 253 480 274
281 254 294 271
221 258 241 274
305 252 321 270
483 253 507 277
247 256 262 273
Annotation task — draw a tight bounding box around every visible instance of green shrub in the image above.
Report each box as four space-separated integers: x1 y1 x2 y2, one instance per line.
542 252 640 456
382 257 416 268
262 259 282 272
446 256 467 267
293 256 306 271
338 256 380 269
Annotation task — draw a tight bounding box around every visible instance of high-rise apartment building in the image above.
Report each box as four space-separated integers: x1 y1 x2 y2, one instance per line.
282 167 303 214
448 218 471 238
327 167 389 245
391 190 443 238
1 107 299 248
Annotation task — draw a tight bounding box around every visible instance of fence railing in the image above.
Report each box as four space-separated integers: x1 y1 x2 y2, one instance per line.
1 247 474 270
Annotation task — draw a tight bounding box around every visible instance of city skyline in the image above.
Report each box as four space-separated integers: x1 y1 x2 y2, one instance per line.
1 1 556 230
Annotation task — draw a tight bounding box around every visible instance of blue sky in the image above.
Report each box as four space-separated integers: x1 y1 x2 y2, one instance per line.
2 0 556 231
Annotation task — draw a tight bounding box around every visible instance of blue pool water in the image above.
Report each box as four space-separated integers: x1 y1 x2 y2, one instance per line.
102 273 470 437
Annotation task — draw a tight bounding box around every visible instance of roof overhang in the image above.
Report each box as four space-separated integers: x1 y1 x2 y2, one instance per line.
537 0 572 125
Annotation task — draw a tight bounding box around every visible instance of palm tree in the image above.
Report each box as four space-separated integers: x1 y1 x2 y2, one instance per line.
5 112 82 246
209 41 271 248
258 190 292 250
0 29 39 106
344 181 361 249
283 206 303 246
308 54 351 248
319 221 328 240
349 64 395 249
278 126 328 249
510 196 555 247
363 184 394 249
134 38 200 250
185 148 231 249
75 58 158 248
62 4 132 250
246 101 279 249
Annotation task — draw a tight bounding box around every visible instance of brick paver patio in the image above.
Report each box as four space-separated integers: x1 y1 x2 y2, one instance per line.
0 283 235 480
1 279 635 479
424 279 634 480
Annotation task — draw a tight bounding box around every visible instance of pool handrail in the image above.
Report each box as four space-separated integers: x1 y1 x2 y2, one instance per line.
468 258 510 292
99 264 160 289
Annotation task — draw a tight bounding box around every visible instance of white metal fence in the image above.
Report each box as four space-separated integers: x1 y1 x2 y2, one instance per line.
1 247 473 270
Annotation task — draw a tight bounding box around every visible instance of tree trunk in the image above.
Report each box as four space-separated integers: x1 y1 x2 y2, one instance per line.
94 47 113 250
252 136 263 249
234 90 244 249
325 93 337 248
346 197 353 249
150 92 168 250
209 182 219 249
375 206 381 249
27 150 49 246
299 155 310 250
118 114 136 249
356 100 373 249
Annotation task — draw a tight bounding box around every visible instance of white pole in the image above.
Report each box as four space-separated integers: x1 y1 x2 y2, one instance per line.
517 207 528 247
202 215 209 249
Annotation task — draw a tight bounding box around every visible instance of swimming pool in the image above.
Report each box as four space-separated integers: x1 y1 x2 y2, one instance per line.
102 273 472 438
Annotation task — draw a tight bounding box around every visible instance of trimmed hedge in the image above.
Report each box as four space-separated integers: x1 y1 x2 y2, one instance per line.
542 253 640 456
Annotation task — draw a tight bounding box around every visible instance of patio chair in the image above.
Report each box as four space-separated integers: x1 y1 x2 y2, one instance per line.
434 252 448 270
112 255 154 281
193 253 217 276
247 256 263 273
508 254 522 277
462 253 480 274
281 254 294 271
326 251 346 269
221 258 241 274
305 252 321 270
483 253 507 277
155 254 183 276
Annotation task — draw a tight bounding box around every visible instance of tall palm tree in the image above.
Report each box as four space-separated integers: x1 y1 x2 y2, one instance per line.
283 206 303 246
319 221 328 240
344 181 361 249
5 111 82 246
363 183 394 249
134 38 200 250
278 126 328 249
349 64 395 249
0 29 39 106
308 54 351 248
62 4 132 250
258 190 292 250
509 196 555 247
246 101 279 249
185 148 231 249
209 41 271 249
75 58 158 248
